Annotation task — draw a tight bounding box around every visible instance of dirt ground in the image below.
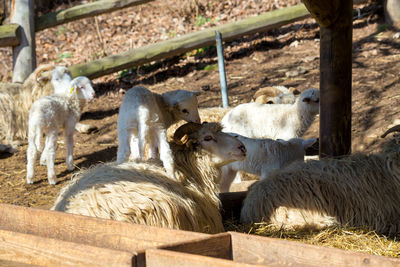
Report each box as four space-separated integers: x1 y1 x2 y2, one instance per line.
1 1 400 212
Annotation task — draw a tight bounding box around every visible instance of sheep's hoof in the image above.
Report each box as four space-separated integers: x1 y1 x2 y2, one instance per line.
26 178 34 184
66 164 75 171
48 177 57 185
40 159 46 165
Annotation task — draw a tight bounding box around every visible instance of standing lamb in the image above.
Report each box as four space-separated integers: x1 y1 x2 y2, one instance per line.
240 125 400 235
117 86 201 178
0 65 96 143
222 88 320 140
52 122 247 233
26 76 95 185
219 134 316 192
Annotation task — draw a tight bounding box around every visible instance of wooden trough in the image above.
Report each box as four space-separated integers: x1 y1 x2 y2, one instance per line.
0 200 399 267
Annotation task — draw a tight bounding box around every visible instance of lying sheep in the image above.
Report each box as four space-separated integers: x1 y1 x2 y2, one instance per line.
240 125 400 235
52 122 247 233
0 65 96 143
26 76 95 185
253 86 298 104
117 86 201 178
219 134 317 192
222 88 320 140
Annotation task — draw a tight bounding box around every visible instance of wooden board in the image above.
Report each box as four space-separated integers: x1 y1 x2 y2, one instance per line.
0 229 133 267
229 232 400 266
0 23 21 47
35 0 155 31
146 249 266 267
0 204 206 252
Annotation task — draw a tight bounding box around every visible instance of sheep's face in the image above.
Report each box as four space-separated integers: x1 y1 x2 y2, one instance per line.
198 129 246 166
71 76 95 101
174 96 201 123
175 123 246 166
163 90 201 123
300 88 319 114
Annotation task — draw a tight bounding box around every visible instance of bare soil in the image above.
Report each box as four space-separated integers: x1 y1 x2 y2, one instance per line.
1 1 400 213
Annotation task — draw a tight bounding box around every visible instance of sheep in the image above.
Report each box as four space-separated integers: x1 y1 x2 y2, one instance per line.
252 86 298 104
116 86 201 178
166 107 232 141
222 88 320 140
240 125 400 235
219 134 317 192
52 122 247 233
0 65 96 143
0 64 55 142
26 76 95 185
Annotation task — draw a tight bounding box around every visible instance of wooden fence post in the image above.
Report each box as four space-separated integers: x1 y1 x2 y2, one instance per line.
11 0 36 83
302 0 352 157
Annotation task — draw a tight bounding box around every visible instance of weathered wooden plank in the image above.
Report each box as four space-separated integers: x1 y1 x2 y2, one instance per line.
69 4 310 79
0 229 134 267
35 0 154 31
0 23 21 47
11 0 36 83
318 0 353 157
161 233 231 260
146 249 265 267
229 232 400 266
0 203 207 254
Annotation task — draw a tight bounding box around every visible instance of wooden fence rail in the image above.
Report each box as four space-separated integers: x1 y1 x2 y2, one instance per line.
35 0 155 32
69 4 310 79
0 23 21 47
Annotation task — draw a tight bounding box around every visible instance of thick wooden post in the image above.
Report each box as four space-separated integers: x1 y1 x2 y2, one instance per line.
303 0 352 157
11 0 36 83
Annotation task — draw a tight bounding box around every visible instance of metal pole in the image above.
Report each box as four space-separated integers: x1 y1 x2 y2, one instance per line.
215 31 229 108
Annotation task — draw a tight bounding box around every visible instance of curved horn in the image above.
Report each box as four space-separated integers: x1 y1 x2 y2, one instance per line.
173 122 202 145
381 125 400 138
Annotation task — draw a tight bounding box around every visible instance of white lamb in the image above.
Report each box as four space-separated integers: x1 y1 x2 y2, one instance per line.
222 88 320 140
219 134 317 192
26 76 95 185
117 86 201 178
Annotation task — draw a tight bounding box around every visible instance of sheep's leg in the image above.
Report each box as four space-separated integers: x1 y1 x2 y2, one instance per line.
220 166 237 192
147 130 159 159
26 138 38 184
137 122 149 160
157 128 175 179
233 172 242 184
117 127 131 163
45 130 58 185
64 119 75 171
39 137 50 165
129 134 140 162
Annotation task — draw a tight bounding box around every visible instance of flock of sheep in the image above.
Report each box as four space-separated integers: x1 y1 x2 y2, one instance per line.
1 64 400 236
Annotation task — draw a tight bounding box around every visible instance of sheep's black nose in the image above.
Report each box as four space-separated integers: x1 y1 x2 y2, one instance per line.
238 145 246 154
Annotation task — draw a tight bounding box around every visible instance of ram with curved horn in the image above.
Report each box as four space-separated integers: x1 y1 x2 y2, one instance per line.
53 122 246 233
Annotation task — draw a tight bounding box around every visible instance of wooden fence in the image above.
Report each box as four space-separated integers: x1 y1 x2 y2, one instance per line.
1 202 399 266
0 0 310 81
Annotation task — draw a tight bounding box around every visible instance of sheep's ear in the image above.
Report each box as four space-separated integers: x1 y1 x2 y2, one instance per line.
302 137 317 149
302 97 311 103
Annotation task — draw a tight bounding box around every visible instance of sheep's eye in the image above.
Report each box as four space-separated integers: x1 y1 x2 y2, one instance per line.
182 109 189 114
204 136 213 141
